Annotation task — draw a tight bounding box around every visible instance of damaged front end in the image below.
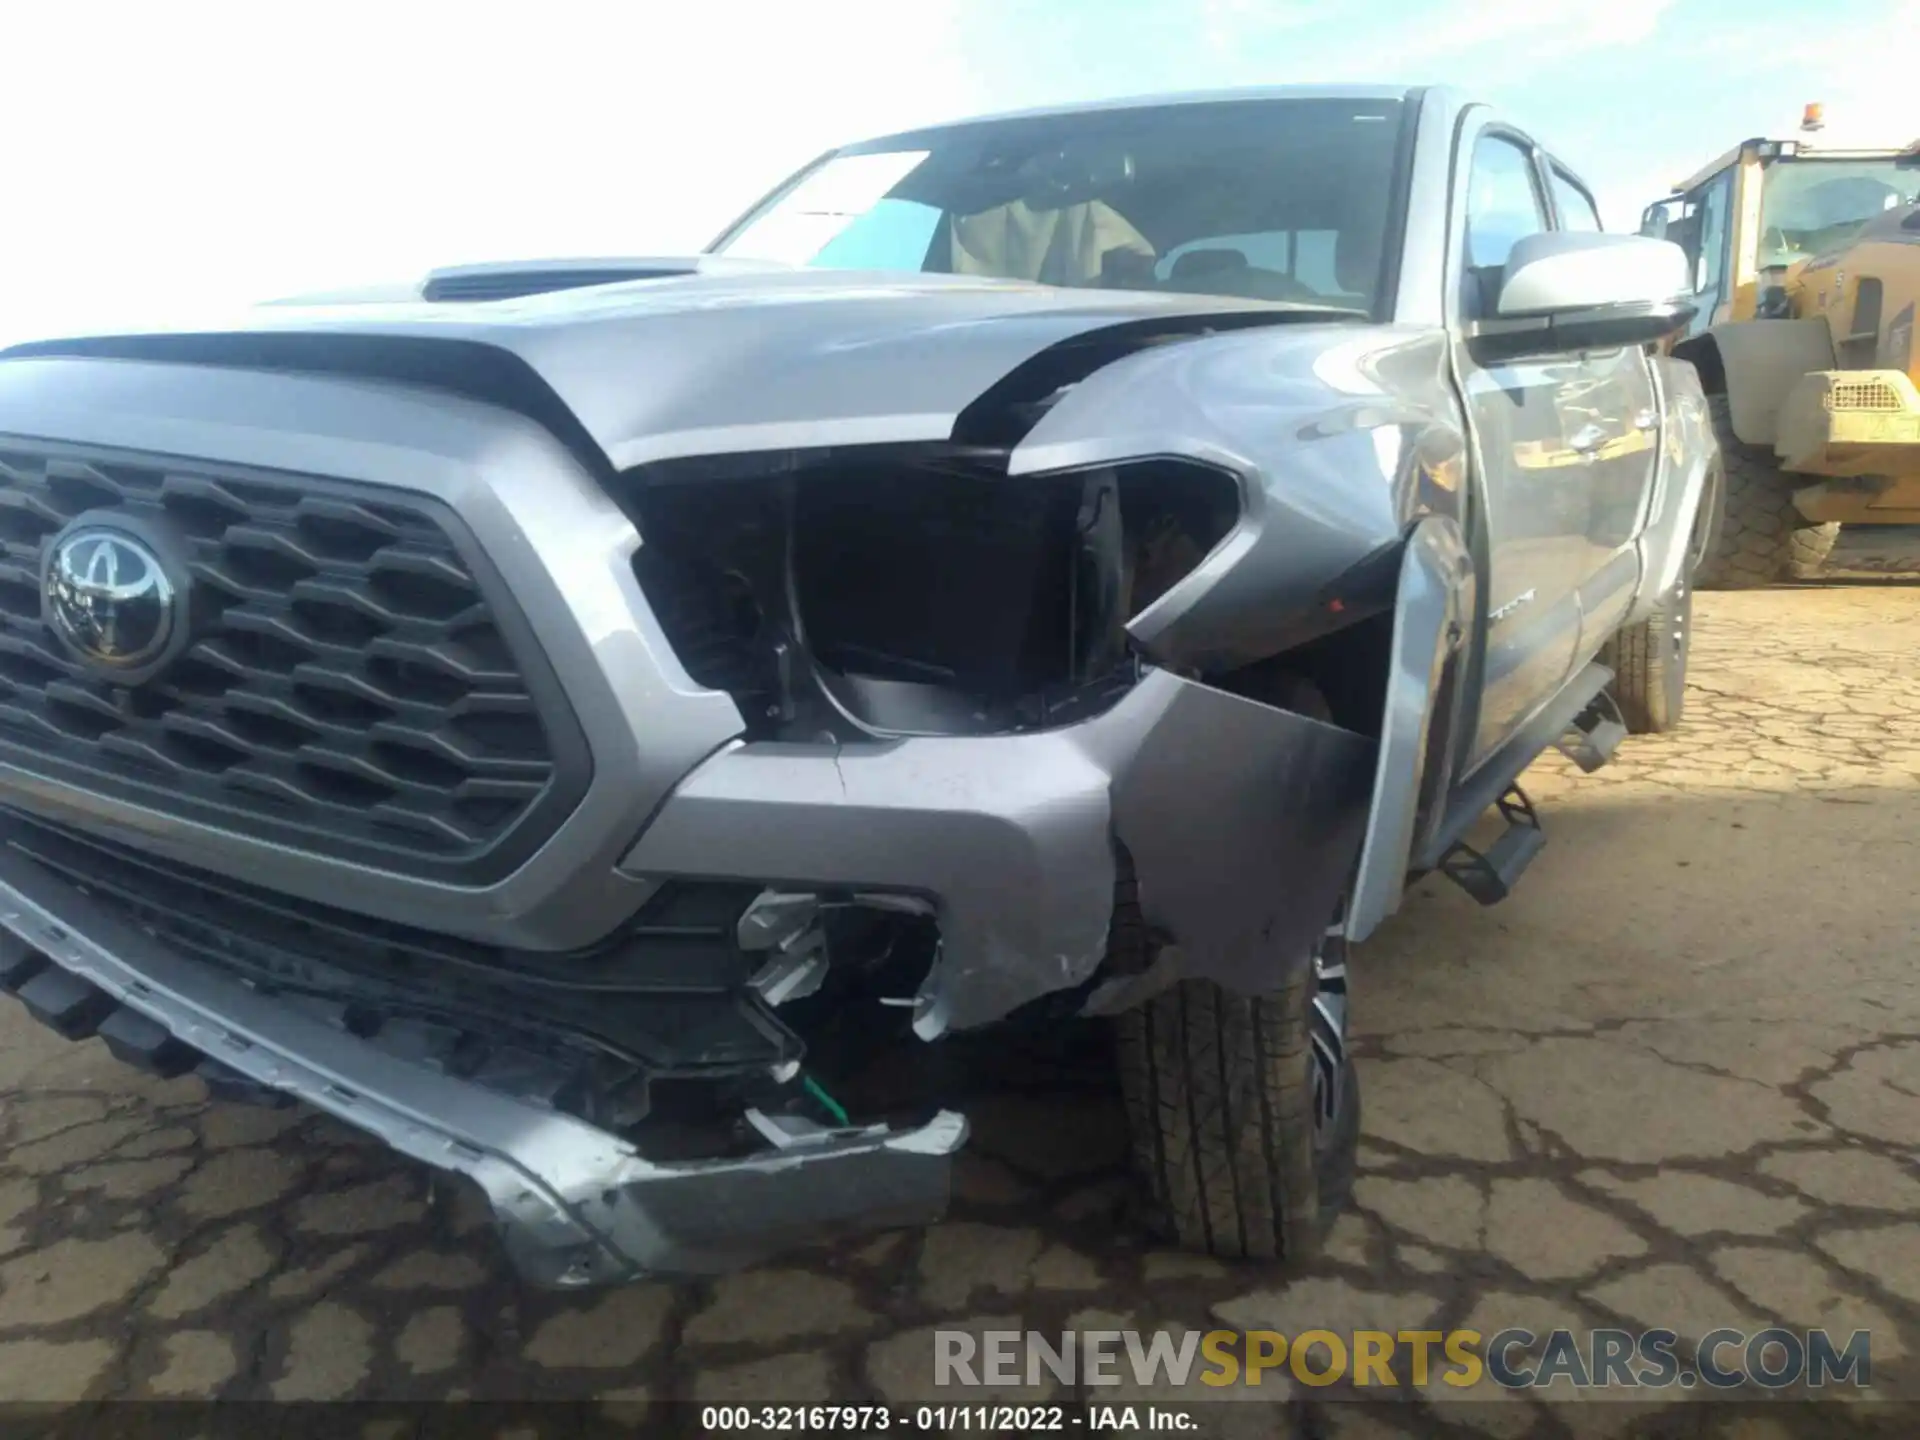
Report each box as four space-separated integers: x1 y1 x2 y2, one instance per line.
618 442 1378 1033
0 315 1403 1286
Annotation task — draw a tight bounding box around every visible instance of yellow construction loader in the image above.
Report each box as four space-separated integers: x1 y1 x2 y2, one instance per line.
1639 106 1920 586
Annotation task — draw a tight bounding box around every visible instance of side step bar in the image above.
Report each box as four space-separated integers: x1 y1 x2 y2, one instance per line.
1554 691 1628 774
1440 784 1544 904
1419 661 1612 870
1421 661 1617 907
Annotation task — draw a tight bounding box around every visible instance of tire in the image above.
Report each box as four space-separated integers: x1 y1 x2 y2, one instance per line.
1694 394 1838 589
1602 455 1714 734
1113 875 1359 1262
1600 581 1690 734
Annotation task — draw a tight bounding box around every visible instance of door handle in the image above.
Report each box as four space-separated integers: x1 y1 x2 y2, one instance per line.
1568 423 1608 454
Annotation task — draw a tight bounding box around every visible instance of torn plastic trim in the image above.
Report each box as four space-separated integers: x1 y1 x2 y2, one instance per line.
0 846 963 1289
621 667 1376 1033
1348 516 1475 943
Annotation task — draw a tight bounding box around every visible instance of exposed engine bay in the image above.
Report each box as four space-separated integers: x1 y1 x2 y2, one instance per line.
626 446 1242 743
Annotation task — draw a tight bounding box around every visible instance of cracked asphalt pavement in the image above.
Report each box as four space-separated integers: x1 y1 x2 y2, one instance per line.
0 585 1916 1434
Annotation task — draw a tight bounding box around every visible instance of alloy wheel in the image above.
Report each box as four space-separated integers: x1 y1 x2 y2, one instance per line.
1308 908 1350 1151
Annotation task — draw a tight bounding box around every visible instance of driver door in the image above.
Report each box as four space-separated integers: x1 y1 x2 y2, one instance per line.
1451 127 1595 766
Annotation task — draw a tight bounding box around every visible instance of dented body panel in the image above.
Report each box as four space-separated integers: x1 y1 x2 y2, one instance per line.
1011 324 1467 672
1633 358 1719 618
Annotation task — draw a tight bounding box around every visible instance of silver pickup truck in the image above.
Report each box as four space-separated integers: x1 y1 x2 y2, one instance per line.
0 85 1717 1287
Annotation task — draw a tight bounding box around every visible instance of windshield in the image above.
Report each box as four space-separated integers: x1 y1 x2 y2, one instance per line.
1759 157 1920 266
712 98 1408 318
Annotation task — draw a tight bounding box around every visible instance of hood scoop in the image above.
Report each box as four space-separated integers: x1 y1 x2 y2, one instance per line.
421 258 704 303
420 255 794 304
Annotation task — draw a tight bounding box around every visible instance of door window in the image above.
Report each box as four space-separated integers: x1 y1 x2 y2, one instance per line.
1550 169 1603 231
1463 134 1551 315
1636 168 1733 334
1693 171 1732 297
1466 135 1550 268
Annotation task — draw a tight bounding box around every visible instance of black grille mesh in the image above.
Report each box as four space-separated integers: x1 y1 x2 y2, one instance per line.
0 446 586 881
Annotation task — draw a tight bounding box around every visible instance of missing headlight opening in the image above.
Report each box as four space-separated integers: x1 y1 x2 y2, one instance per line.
627 448 1240 741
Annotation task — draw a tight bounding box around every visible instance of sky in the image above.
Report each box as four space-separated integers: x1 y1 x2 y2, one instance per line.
3 0 1916 347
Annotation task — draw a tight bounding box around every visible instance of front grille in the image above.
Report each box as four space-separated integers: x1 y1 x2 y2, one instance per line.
0 444 589 883
1827 380 1903 412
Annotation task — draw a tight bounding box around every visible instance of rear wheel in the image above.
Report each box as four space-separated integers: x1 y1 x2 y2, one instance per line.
1601 583 1691 734
1602 459 1715 734
1694 394 1838 588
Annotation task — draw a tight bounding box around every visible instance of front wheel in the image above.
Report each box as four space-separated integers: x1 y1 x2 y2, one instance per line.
1115 900 1358 1261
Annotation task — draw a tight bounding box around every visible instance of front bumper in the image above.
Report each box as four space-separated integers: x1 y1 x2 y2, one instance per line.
0 666 1372 1286
0 843 963 1288
623 668 1375 1033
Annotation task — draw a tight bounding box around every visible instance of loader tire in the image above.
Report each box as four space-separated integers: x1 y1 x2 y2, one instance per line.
1695 394 1837 589
1114 878 1358 1262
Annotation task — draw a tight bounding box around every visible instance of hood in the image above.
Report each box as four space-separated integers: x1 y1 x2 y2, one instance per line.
1 266 1360 472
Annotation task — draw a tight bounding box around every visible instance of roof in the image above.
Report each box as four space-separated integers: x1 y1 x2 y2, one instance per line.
849 84 1428 151
1673 136 1916 196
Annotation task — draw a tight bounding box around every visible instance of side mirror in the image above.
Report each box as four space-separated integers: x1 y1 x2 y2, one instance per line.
1470 232 1694 361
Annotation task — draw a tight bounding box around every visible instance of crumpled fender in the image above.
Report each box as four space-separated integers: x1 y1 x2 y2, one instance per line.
1347 516 1475 943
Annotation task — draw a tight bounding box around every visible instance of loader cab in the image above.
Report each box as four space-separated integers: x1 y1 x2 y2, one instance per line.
1639 159 1741 340
1639 139 1920 343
